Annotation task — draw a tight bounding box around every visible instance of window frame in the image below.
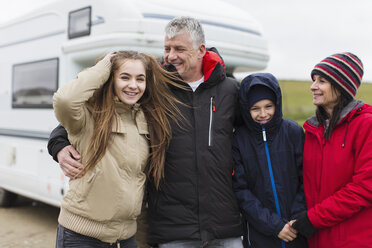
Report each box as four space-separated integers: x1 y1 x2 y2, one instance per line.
68 6 92 39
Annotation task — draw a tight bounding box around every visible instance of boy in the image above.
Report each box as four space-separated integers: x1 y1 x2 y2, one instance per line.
233 73 308 248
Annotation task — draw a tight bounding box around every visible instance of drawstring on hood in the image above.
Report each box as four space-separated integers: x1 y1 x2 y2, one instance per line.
341 121 350 148
341 106 363 148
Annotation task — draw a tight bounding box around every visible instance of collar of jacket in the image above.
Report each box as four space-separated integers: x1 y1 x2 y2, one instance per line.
112 97 148 135
245 115 283 142
201 48 226 86
305 99 364 129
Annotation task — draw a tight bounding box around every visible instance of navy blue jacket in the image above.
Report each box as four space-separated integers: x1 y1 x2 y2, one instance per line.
232 73 307 248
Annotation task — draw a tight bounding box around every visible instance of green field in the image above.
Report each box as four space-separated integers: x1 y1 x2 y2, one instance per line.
279 80 372 126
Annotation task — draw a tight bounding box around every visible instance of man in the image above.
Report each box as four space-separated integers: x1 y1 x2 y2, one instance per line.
48 17 243 247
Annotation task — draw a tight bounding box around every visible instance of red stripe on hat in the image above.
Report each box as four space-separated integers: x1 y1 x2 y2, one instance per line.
344 53 363 72
315 65 355 96
323 59 358 90
333 54 363 80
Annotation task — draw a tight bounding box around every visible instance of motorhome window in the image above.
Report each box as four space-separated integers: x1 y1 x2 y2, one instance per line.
12 58 59 109
68 6 91 39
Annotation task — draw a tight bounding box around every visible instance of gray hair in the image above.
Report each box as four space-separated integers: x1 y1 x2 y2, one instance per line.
165 16 205 49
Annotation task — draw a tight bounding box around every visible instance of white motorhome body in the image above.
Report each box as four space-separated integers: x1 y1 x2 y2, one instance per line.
0 0 269 207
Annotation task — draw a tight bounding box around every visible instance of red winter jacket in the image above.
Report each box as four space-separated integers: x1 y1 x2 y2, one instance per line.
303 100 372 248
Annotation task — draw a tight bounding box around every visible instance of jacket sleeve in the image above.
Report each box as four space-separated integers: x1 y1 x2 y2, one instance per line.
232 134 286 236
47 124 71 162
308 115 372 228
289 125 307 218
53 57 112 135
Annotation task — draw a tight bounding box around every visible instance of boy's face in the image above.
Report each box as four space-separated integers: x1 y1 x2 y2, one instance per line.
249 99 275 125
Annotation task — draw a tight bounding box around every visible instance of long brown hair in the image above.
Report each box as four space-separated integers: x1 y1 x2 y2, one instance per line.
315 84 352 140
85 51 186 189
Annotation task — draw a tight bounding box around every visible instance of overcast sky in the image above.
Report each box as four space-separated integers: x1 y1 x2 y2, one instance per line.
1 0 372 82
230 0 372 82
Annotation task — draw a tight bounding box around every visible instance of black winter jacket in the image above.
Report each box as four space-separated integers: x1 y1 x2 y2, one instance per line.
232 73 307 248
147 48 243 245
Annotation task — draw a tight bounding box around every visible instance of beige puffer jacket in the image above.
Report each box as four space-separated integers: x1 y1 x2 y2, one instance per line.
53 57 149 243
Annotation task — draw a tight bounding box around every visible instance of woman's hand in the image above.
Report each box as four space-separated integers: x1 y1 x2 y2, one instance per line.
292 211 317 238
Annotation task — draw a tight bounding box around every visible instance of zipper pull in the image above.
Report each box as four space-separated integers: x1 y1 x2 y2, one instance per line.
262 126 267 142
210 96 215 112
208 96 215 147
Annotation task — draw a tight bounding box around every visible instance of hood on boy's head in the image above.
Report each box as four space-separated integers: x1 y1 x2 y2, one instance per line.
246 85 276 110
239 73 283 127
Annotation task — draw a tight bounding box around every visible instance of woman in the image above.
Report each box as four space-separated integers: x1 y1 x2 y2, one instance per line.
233 73 307 248
293 52 372 247
53 51 184 247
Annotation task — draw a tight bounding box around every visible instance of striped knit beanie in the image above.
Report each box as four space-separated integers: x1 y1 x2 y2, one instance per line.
311 52 363 99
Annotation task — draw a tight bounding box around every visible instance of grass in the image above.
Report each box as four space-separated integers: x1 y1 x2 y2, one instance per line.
279 80 372 126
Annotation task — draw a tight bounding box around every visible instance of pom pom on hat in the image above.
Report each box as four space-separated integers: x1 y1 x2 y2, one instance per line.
311 52 363 99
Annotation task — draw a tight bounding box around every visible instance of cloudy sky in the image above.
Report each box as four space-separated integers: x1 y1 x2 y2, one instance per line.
230 0 372 82
1 0 372 82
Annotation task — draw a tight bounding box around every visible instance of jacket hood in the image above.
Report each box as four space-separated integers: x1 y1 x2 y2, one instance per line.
305 99 367 129
239 73 283 137
202 47 226 83
304 100 371 150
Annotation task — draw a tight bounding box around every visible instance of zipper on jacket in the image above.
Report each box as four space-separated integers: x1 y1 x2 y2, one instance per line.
208 96 215 147
117 192 138 246
262 126 285 248
192 93 202 239
246 221 251 247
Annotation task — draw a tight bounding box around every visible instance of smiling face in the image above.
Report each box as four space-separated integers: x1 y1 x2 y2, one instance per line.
311 74 340 115
114 59 146 105
249 99 275 125
164 32 205 82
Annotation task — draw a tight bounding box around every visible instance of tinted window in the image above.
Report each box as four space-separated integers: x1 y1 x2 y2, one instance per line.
12 58 59 108
68 6 91 39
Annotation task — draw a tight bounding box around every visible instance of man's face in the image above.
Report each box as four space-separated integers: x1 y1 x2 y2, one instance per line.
164 33 205 82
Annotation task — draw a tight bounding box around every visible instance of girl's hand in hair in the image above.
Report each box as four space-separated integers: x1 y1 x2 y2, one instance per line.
104 52 117 62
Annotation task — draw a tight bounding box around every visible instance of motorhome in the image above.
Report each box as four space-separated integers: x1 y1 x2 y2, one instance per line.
0 0 269 207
